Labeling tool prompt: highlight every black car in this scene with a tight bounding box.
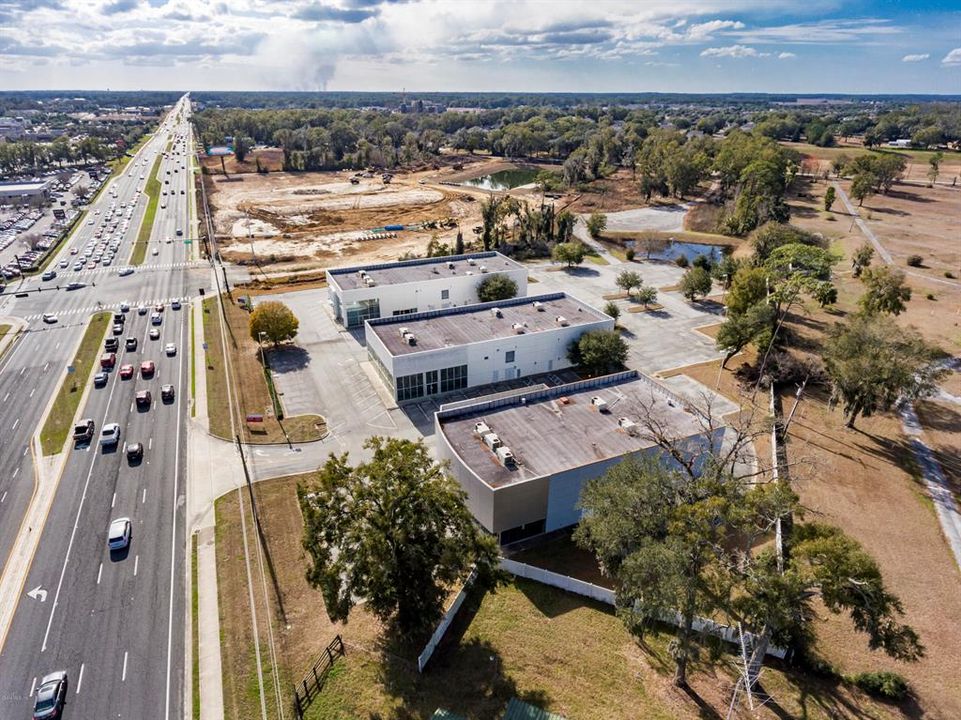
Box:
[32,670,67,719]
[126,442,144,463]
[105,337,119,352]
[125,336,138,351]
[161,384,175,402]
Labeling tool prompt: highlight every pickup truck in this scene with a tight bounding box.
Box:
[73,419,95,442]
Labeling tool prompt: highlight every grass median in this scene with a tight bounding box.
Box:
[130,155,162,266]
[192,533,201,720]
[40,312,110,455]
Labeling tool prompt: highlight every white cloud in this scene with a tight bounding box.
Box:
[942,48,961,65]
[731,18,902,44]
[701,44,759,58]
[777,51,796,59]
[684,19,744,40]
[901,53,929,62]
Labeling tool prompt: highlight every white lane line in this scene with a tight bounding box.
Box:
[134,554,139,576]
[141,487,146,504]
[11,417,19,430]
[30,676,36,697]
[111,492,116,509]
[97,562,103,585]
[29,388,35,397]
[122,650,128,682]
[22,446,28,457]
[55,342,61,350]
[1,392,8,402]
[12,467,19,478]
[76,663,85,694]
[0,491,6,504]
[43,362,49,372]
[18,367,24,376]
[148,437,153,450]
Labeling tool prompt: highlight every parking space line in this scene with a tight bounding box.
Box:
[76,663,84,694]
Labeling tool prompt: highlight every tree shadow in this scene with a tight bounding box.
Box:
[914,399,961,433]
[869,205,910,217]
[268,345,311,373]
[886,188,935,204]
[564,265,600,277]
[514,576,612,619]
[692,299,725,316]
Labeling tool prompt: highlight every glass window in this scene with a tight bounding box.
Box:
[392,307,417,316]
[441,289,449,300]
[425,369,438,395]
[505,350,515,364]
[396,373,424,402]
[440,364,468,393]
[345,298,380,327]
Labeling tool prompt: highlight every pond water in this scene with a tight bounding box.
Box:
[625,239,726,264]
[461,168,540,191]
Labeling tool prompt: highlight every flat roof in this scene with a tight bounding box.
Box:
[368,293,611,356]
[0,180,49,192]
[329,252,523,291]
[438,371,712,489]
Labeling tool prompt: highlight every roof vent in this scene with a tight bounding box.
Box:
[496,446,516,466]
[474,421,491,436]
[591,396,609,412]
[533,301,545,311]
[491,307,503,318]
[405,333,417,346]
[480,266,488,273]
[618,417,638,436]
[365,277,376,286]
[447,261,455,269]
[555,315,568,326]
[512,322,526,334]
[483,432,502,450]
[468,258,476,266]
[398,326,410,337]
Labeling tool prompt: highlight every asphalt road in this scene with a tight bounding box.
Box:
[0,95,199,719]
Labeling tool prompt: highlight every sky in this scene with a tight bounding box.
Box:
[0,0,959,94]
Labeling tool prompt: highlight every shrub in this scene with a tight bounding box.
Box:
[674,255,689,268]
[906,254,924,267]
[851,671,909,701]
[945,271,956,279]
[926,293,936,301]
[476,274,518,303]
[586,212,607,238]
[603,301,620,322]
[625,248,635,262]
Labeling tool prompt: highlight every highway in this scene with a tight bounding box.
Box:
[0,94,202,719]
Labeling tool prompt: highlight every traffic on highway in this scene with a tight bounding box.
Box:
[0,95,199,719]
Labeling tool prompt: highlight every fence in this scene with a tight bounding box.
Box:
[292,635,345,719]
[417,569,478,672]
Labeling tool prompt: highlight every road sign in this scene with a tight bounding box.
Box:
[66,365,75,374]
[27,585,47,602]
[184,239,192,244]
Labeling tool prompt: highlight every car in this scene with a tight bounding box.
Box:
[58,259,69,268]
[113,311,125,324]
[151,247,159,256]
[137,303,147,315]
[73,419,95,443]
[100,352,116,369]
[149,327,160,340]
[176,228,183,236]
[164,236,171,243]
[41,270,56,281]
[165,343,177,356]
[119,363,134,379]
[107,517,131,550]
[171,299,181,310]
[104,337,119,352]
[94,372,108,387]
[161,384,175,402]
[119,301,130,312]
[181,189,186,194]
[151,312,162,326]
[135,389,152,408]
[100,423,120,446]
[118,267,134,277]
[70,247,79,255]
[126,442,143,463]
[112,323,124,335]
[125,336,138,351]
[140,360,155,377]
[41,313,57,324]
[32,670,67,719]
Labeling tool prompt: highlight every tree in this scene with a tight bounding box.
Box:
[249,301,299,345]
[299,437,503,639]
[851,243,874,278]
[823,313,944,428]
[860,265,912,316]
[715,301,775,368]
[927,151,943,185]
[603,301,620,323]
[568,329,628,374]
[476,274,518,303]
[615,269,642,299]
[552,241,585,268]
[850,172,876,206]
[823,185,836,211]
[678,266,712,302]
[750,222,824,262]
[454,229,465,255]
[233,135,252,163]
[636,285,658,308]
[586,212,607,238]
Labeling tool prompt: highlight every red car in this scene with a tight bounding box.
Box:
[135,389,152,408]
[119,364,134,379]
[140,360,155,378]
[100,352,116,369]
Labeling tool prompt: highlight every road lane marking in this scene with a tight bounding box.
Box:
[148,437,153,450]
[111,492,116,508]
[1,392,7,402]
[97,562,103,584]
[43,362,49,372]
[142,487,146,504]
[0,491,6,504]
[18,367,24,376]
[122,650,128,682]
[11,417,19,430]
[134,555,139,576]
[76,663,85,694]
[30,676,36,697]
[29,388,35,397]
[22,446,27,457]
[12,467,19,478]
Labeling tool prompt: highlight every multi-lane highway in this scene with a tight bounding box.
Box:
[0,94,202,719]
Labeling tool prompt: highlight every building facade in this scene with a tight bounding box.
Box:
[0,180,51,204]
[365,292,614,403]
[326,252,528,328]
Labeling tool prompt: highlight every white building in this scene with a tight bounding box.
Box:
[326,252,528,328]
[0,180,51,204]
[365,292,614,403]
[435,371,725,544]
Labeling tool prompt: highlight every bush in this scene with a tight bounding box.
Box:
[906,254,924,267]
[476,274,518,303]
[674,255,689,268]
[945,271,956,279]
[625,248,635,262]
[926,293,936,301]
[586,212,607,238]
[568,329,628,374]
[603,301,620,322]
[851,671,909,701]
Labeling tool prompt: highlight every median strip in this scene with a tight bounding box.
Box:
[130,155,162,266]
[39,312,110,455]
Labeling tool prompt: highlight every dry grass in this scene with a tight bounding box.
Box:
[202,296,325,444]
[781,141,961,183]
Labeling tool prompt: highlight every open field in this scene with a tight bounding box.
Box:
[216,473,906,720]
[782,141,961,184]
[40,312,109,455]
[201,296,325,444]
[131,155,162,265]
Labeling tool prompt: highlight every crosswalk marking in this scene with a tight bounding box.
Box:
[22,297,193,321]
[65,260,206,277]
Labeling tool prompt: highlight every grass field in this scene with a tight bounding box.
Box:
[40,312,109,455]
[191,533,201,720]
[780,140,961,183]
[130,155,162,265]
[202,296,325,443]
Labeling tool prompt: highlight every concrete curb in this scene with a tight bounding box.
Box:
[0,315,28,360]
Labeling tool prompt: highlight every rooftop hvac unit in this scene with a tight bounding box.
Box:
[591,396,609,412]
[447,261,455,269]
[358,269,367,276]
[466,270,473,275]
[474,421,491,436]
[555,316,569,326]
[467,258,476,266]
[512,322,526,334]
[405,333,417,346]
[480,266,488,273]
[365,277,376,286]
[496,446,516,467]
[398,327,410,337]
[618,417,638,436]
[483,432,502,450]
[533,301,545,311]
[491,307,503,318]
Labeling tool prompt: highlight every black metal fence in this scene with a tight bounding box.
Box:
[292,634,345,719]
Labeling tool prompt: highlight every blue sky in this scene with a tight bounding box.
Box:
[0,0,959,93]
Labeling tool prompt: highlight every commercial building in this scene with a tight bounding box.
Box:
[365,292,614,403]
[327,252,528,328]
[0,180,51,204]
[435,370,725,544]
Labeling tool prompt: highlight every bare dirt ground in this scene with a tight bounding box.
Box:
[782,140,961,185]
[201,148,285,175]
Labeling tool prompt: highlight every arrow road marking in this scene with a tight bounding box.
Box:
[27,585,47,603]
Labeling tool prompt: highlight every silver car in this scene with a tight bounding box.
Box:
[108,517,132,550]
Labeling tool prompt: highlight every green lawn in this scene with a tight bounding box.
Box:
[130,155,162,265]
[40,312,110,455]
[192,533,201,720]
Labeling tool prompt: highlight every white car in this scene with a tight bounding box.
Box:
[100,423,120,446]
[165,343,177,356]
[151,312,162,325]
[107,517,131,550]
[119,301,130,312]
[151,247,159,256]
[58,259,69,268]
[42,313,58,324]
[118,267,134,277]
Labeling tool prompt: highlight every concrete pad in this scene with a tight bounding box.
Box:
[602,205,689,233]
[657,374,740,417]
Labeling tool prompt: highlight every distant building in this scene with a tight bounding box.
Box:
[887,139,913,148]
[0,116,27,140]
[0,179,51,204]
